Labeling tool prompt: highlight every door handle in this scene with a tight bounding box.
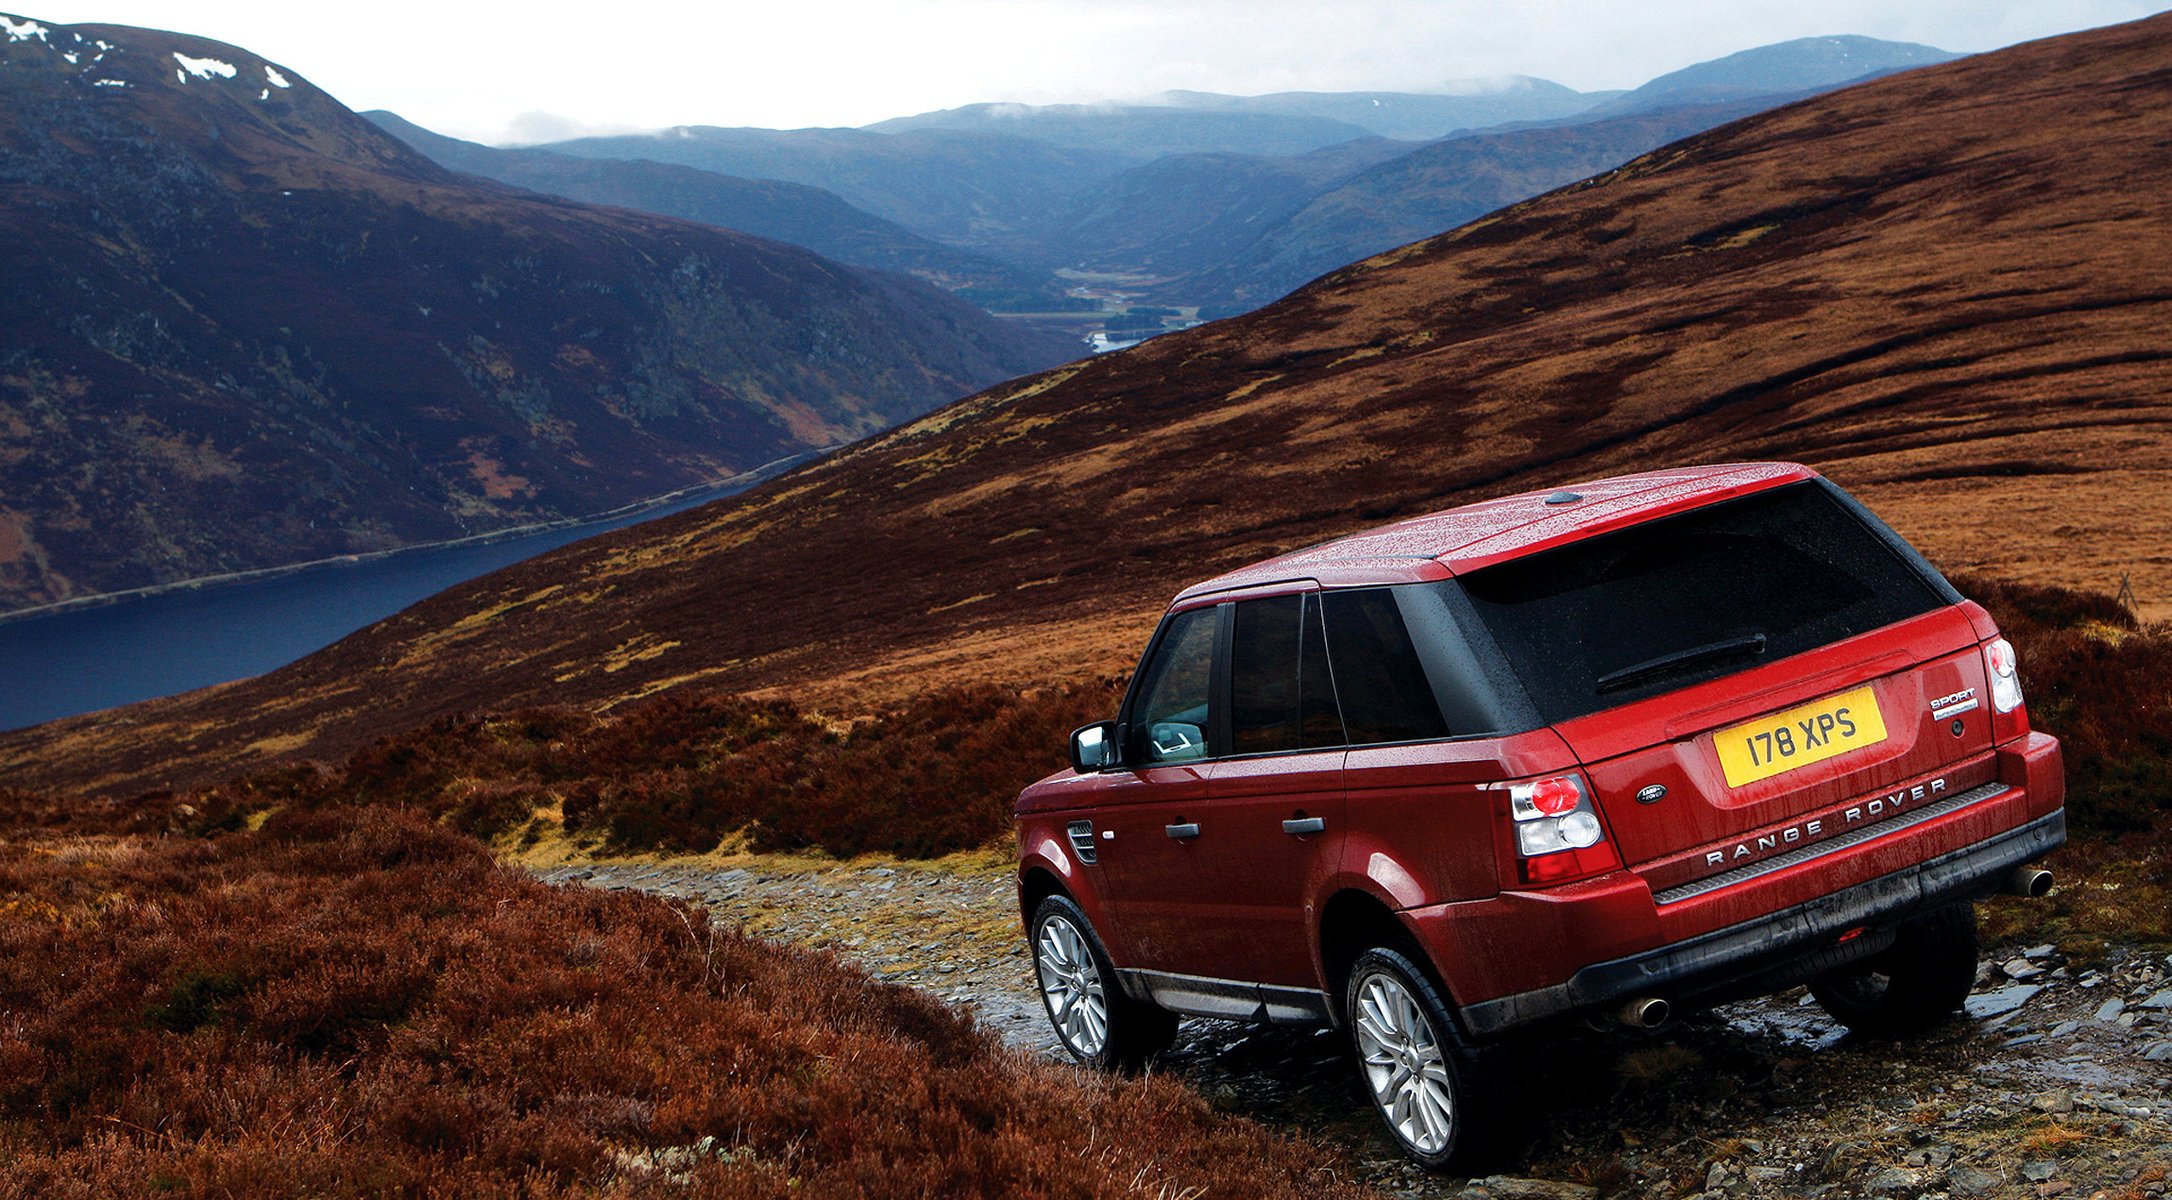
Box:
[1165,822,1201,840]
[1281,817,1326,836]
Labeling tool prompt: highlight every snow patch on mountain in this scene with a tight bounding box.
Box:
[1,15,49,42]
[264,64,290,88]
[172,52,236,82]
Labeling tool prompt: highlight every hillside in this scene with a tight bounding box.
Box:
[362,111,1060,302]
[0,15,1070,612]
[1148,95,1793,306]
[7,14,2170,794]
[1009,136,1421,276]
[546,125,1131,246]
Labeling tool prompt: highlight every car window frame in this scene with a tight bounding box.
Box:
[1117,600,1229,767]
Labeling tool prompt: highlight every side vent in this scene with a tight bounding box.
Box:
[1066,820,1098,865]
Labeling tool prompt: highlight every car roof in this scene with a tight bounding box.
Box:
[1173,461,1818,605]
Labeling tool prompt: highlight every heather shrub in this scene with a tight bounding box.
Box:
[1952,573,2172,834]
[0,809,1374,1199]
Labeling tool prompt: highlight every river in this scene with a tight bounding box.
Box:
[0,466,794,732]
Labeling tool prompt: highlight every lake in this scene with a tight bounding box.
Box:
[0,471,783,732]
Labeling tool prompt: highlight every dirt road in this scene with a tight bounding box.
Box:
[537,859,2172,1199]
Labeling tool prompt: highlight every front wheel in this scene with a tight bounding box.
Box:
[1344,945,1511,1173]
[1029,895,1177,1071]
[1809,902,1980,1036]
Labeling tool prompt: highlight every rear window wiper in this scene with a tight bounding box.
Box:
[1595,633,1768,694]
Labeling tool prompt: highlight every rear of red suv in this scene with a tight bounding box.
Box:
[1015,463,2063,1171]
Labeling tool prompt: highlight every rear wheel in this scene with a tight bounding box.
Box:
[1029,895,1177,1070]
[1344,944,1511,1173]
[1810,902,1980,1035]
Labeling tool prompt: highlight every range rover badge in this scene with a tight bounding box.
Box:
[1636,784,1668,804]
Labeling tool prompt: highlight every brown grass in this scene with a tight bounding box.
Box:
[0,680,1124,861]
[0,807,1376,1199]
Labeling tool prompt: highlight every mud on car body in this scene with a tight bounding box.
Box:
[1014,462,2063,1170]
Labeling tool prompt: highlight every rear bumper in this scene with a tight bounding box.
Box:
[1457,808,2065,1036]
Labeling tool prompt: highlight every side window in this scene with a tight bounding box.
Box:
[1230,594,1347,754]
[1322,588,1450,745]
[1128,606,1217,763]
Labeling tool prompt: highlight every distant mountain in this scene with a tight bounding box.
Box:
[1173,95,1795,307]
[363,111,1059,301]
[12,12,2166,795]
[1009,137,1422,276]
[529,36,1958,290]
[1595,34,1959,113]
[865,102,1383,159]
[546,126,1132,246]
[1148,79,1617,141]
[0,14,1071,612]
[1010,37,1964,308]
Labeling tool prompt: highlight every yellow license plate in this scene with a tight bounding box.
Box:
[1714,685,1887,788]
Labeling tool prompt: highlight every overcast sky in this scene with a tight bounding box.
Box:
[24,1,2170,143]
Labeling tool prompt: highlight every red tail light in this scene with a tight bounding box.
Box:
[1504,773,1621,886]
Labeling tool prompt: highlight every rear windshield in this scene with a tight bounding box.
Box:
[1455,481,1949,724]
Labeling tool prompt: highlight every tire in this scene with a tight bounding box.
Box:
[1344,944,1513,1173]
[1028,895,1178,1071]
[1809,902,1980,1036]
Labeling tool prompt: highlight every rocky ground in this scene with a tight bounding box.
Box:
[534,859,2172,1200]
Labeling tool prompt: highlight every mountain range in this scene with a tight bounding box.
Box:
[390,36,1968,312]
[0,14,1070,612]
[8,13,2164,795]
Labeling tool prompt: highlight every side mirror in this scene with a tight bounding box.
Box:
[1070,721,1120,773]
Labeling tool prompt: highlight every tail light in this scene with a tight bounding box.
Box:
[1984,636,2030,742]
[1505,773,1620,886]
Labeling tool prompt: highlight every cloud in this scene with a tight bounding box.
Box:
[491,111,651,147]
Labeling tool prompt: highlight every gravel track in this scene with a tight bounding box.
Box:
[537,860,2172,1199]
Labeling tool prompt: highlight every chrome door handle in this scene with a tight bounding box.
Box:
[1165,822,1201,840]
[1281,817,1326,835]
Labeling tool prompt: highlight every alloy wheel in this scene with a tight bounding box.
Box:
[1035,913,1110,1058]
[1352,970,1457,1155]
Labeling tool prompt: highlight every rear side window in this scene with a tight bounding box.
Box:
[1129,606,1218,763]
[1230,594,1345,754]
[1457,481,1948,723]
[1322,589,1451,745]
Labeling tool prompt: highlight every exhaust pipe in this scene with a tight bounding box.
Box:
[1615,996,1671,1029]
[2005,866,2054,898]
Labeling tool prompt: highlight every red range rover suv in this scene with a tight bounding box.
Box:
[1014,463,2063,1169]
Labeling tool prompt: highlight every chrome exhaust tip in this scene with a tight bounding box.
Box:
[2005,866,2054,898]
[1616,996,1671,1029]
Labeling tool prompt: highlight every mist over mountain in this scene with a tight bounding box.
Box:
[864,103,1384,159]
[1144,78,1618,141]
[0,14,1070,611]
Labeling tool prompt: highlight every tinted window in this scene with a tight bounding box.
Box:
[1129,606,1217,763]
[1457,481,1948,723]
[1230,594,1345,754]
[1322,589,1450,745]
